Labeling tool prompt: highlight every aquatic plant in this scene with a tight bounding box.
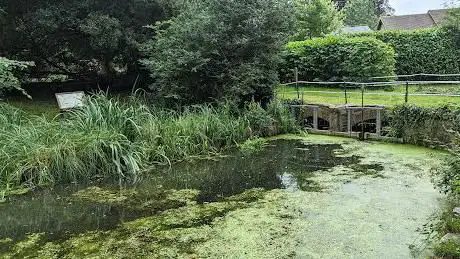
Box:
[0,94,298,190]
[433,239,460,258]
[238,138,269,154]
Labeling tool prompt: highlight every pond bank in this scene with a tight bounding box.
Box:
[0,135,448,258]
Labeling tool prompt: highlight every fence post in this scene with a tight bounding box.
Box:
[360,85,365,140]
[344,84,348,104]
[376,109,382,136]
[405,81,409,103]
[295,67,300,99]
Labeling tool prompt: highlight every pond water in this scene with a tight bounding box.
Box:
[0,135,447,258]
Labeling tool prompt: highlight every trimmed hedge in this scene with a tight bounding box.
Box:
[356,28,460,75]
[280,36,396,82]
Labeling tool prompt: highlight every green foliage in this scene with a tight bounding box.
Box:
[388,104,460,147]
[342,0,379,29]
[356,29,460,75]
[238,138,269,154]
[446,217,460,233]
[0,94,297,190]
[0,0,167,81]
[375,0,394,16]
[142,0,294,105]
[0,57,33,96]
[433,240,460,258]
[444,5,460,52]
[292,0,343,40]
[281,36,395,82]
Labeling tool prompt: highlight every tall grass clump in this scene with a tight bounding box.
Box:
[0,94,298,190]
[0,103,26,127]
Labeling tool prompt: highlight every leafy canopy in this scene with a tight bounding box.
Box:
[142,0,294,105]
[292,0,343,40]
[0,57,33,97]
[0,0,167,82]
[343,0,379,29]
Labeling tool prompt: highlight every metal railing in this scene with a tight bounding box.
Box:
[278,72,460,106]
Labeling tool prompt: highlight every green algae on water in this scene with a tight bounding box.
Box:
[0,188,268,258]
[73,186,200,212]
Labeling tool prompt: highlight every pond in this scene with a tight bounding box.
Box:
[0,135,447,258]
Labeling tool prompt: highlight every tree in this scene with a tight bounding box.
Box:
[343,0,379,29]
[0,0,167,84]
[142,0,294,105]
[375,0,394,16]
[292,0,343,40]
[0,57,33,97]
[443,1,460,49]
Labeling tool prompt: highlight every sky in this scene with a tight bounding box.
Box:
[389,0,448,15]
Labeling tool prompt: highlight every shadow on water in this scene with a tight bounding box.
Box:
[0,140,362,242]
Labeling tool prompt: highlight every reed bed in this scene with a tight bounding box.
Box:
[0,94,297,190]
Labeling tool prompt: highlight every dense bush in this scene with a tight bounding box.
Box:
[0,95,298,191]
[388,104,460,147]
[356,29,460,75]
[280,36,395,82]
[142,0,293,106]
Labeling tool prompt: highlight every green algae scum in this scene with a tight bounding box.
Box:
[0,135,448,258]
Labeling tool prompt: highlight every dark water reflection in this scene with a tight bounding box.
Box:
[0,140,361,241]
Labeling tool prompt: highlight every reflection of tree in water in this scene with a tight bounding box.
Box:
[151,140,361,201]
[0,187,145,242]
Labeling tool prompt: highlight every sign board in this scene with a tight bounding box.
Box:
[55,91,85,110]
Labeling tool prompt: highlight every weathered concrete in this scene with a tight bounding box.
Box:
[290,104,385,135]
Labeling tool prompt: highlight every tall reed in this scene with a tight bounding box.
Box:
[0,94,297,190]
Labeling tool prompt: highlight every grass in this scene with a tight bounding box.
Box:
[277,84,460,107]
[5,98,59,119]
[0,94,298,192]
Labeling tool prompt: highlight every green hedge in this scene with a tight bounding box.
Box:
[280,36,396,82]
[356,29,460,75]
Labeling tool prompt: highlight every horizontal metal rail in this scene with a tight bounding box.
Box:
[281,80,460,87]
[280,90,460,97]
[371,73,460,79]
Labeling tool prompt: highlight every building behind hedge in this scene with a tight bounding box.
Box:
[378,9,449,31]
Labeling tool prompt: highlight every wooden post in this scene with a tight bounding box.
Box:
[376,109,382,136]
[360,86,365,140]
[347,109,352,136]
[313,107,318,130]
[344,85,348,104]
[295,67,300,99]
[405,81,409,103]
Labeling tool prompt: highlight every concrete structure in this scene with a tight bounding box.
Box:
[290,104,385,136]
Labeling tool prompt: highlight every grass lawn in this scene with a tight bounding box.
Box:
[277,84,460,107]
[5,97,60,119]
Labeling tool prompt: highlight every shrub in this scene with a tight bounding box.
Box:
[142,0,293,106]
[355,28,460,76]
[388,104,460,147]
[280,36,395,82]
[433,240,460,258]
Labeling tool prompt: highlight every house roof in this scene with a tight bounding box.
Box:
[378,9,449,30]
[428,9,449,25]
